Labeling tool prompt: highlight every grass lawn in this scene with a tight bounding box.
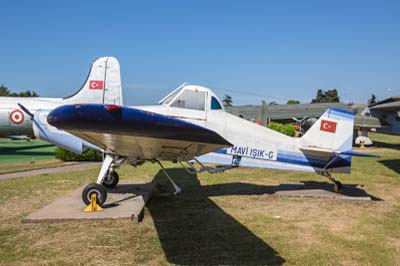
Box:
[0,134,399,265]
[0,138,56,164]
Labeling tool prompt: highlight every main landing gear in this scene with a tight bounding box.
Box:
[81,154,183,208]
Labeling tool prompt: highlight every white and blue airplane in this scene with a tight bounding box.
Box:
[42,84,375,207]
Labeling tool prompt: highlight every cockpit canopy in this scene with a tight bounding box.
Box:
[159,84,224,111]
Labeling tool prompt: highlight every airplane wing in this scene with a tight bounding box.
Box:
[48,104,232,164]
[354,115,387,129]
[369,101,400,111]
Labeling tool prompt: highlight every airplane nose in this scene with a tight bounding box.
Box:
[47,110,58,126]
[47,105,74,128]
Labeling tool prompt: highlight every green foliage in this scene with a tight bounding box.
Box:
[222,94,233,106]
[311,89,340,103]
[0,84,39,97]
[54,147,102,161]
[287,99,300,104]
[267,122,296,137]
[0,84,10,96]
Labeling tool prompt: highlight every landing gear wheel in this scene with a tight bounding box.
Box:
[333,181,343,193]
[102,171,119,188]
[82,183,107,206]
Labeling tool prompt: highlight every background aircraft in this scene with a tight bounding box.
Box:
[360,96,400,133]
[0,57,123,140]
[45,84,374,207]
[228,99,399,146]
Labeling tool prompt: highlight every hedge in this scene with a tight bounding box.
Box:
[267,122,296,137]
[55,147,103,161]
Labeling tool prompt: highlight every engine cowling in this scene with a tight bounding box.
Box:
[32,110,101,154]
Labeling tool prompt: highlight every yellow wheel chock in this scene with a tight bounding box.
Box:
[360,140,365,149]
[84,193,104,212]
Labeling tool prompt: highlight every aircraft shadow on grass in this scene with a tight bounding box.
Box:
[379,159,400,174]
[0,144,54,157]
[372,141,400,151]
[104,168,379,265]
[147,168,285,266]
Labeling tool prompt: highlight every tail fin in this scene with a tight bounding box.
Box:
[63,57,123,105]
[299,108,354,152]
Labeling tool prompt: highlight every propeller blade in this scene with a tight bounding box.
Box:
[17,103,34,119]
[292,117,300,122]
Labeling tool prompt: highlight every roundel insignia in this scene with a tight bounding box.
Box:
[9,109,25,125]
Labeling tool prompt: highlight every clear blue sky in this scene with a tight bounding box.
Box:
[1,0,399,105]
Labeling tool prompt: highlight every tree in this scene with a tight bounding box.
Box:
[325,89,340,102]
[311,89,325,103]
[0,84,39,97]
[222,94,233,107]
[311,89,340,103]
[368,94,377,105]
[0,84,10,96]
[287,99,300,105]
[15,90,39,97]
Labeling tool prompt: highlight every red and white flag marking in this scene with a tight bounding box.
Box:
[320,119,337,133]
[89,80,104,90]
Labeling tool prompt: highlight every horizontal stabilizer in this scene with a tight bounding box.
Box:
[340,150,379,157]
[300,146,378,158]
[299,146,339,156]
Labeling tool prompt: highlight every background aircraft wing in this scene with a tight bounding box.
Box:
[368,96,400,111]
[48,104,232,163]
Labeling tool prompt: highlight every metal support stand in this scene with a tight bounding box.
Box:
[157,161,182,195]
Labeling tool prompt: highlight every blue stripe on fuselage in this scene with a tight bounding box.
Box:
[212,148,351,169]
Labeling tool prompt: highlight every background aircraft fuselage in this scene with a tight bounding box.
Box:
[0,97,61,138]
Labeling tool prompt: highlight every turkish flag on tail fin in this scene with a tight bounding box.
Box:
[320,120,337,133]
[89,80,104,90]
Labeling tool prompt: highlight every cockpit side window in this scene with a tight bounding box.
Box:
[171,90,206,111]
[211,96,222,110]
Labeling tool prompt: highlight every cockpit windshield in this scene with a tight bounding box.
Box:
[161,89,180,105]
[170,90,206,111]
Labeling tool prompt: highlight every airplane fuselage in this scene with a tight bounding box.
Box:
[0,97,61,138]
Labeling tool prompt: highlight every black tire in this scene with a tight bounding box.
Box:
[82,183,107,206]
[102,171,119,188]
[333,181,343,193]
